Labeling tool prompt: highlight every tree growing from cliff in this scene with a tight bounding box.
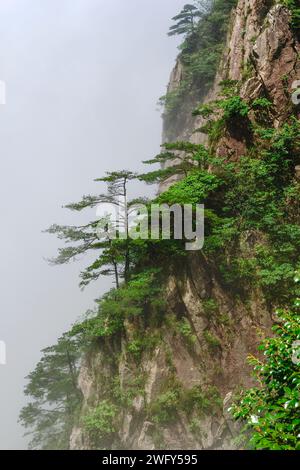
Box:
[19,335,82,450]
[46,171,138,288]
[162,0,239,137]
[168,3,203,37]
[138,141,214,185]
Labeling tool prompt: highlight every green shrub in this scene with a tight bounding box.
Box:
[231,274,300,450]
[112,375,146,408]
[127,339,143,360]
[203,331,221,350]
[219,96,250,121]
[251,98,272,109]
[83,401,118,440]
[181,385,221,415]
[150,382,222,425]
[202,299,218,318]
[158,170,223,205]
[70,269,165,342]
[281,0,300,30]
[150,389,181,425]
[178,318,197,348]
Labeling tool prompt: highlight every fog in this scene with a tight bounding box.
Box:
[0,0,183,449]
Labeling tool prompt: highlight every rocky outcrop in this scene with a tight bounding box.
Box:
[163,0,300,156]
[70,0,300,450]
[70,253,273,450]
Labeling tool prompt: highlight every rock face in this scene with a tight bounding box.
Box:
[70,253,273,450]
[162,0,300,152]
[70,1,300,450]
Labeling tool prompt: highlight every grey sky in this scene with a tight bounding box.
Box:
[0,0,184,449]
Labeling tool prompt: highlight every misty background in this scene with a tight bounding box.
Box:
[0,0,184,449]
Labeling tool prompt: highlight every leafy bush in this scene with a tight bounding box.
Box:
[70,269,165,342]
[158,170,223,205]
[251,98,273,123]
[181,385,221,415]
[282,0,300,30]
[127,339,144,359]
[112,375,146,408]
[150,381,221,425]
[150,388,181,424]
[203,330,221,351]
[231,274,300,450]
[251,98,273,109]
[178,318,197,348]
[219,96,250,121]
[202,299,219,318]
[83,401,118,441]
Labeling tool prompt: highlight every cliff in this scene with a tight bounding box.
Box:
[70,1,300,450]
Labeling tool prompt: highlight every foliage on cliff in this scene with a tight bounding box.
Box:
[19,335,81,449]
[22,90,300,448]
[160,0,238,132]
[231,275,300,450]
[20,0,300,450]
[282,0,300,30]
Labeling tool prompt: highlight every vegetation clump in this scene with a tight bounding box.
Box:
[20,1,300,450]
[160,0,238,134]
[83,401,118,445]
[231,273,300,450]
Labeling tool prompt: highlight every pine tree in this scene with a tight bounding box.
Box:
[19,335,81,450]
[168,3,203,37]
[138,141,212,185]
[46,171,138,288]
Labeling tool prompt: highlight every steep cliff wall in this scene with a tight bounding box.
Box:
[70,1,300,450]
[161,0,300,184]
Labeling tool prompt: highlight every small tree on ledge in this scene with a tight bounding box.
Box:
[168,3,202,37]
